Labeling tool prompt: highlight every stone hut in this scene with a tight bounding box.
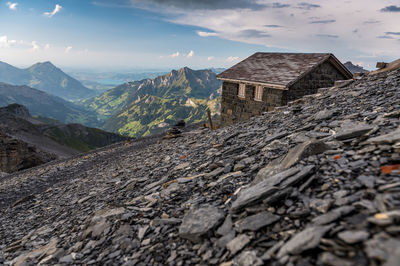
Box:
[217,52,353,125]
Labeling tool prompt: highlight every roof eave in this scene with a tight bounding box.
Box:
[217,77,288,90]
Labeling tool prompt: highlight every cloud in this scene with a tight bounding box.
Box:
[270,3,290,8]
[310,19,336,24]
[239,29,271,38]
[65,46,72,53]
[315,34,339,38]
[186,50,194,58]
[297,2,321,10]
[44,4,62,17]
[0,35,17,47]
[207,56,214,61]
[6,2,18,10]
[197,31,218,37]
[380,5,400,12]
[385,32,400,36]
[129,0,266,10]
[168,51,179,58]
[44,44,51,50]
[377,35,394,39]
[31,41,39,51]
[227,56,239,62]
[363,19,380,24]
[264,25,284,28]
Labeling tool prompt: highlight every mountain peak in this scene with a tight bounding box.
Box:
[344,61,368,74]
[178,66,192,73]
[29,61,57,70]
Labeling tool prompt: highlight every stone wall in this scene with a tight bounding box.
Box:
[221,82,284,125]
[283,60,348,103]
[220,60,349,125]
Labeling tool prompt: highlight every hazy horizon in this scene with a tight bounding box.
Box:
[1,0,399,71]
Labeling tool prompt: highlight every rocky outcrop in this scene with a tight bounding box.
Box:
[0,68,399,265]
[0,132,55,173]
[0,104,129,172]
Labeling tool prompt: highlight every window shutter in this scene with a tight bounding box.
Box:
[255,85,263,101]
[238,83,246,98]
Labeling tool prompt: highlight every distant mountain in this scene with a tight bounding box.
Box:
[82,67,221,137]
[0,61,96,100]
[0,104,129,173]
[0,82,98,126]
[209,68,226,74]
[344,61,369,74]
[69,71,168,86]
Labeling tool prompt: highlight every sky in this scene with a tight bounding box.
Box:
[0,0,399,71]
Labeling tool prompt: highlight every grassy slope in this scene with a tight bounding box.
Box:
[81,68,221,137]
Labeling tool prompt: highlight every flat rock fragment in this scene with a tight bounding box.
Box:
[337,230,370,244]
[335,124,374,140]
[277,225,332,258]
[179,207,224,243]
[226,234,251,255]
[235,212,280,232]
[232,165,314,212]
[234,250,263,266]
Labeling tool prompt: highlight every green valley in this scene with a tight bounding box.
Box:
[82,67,221,137]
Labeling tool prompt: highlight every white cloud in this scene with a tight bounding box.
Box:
[151,0,399,67]
[65,46,72,53]
[44,4,62,18]
[44,43,51,50]
[6,2,18,10]
[197,31,218,37]
[31,41,39,52]
[227,56,239,62]
[168,51,180,58]
[207,56,214,61]
[0,36,17,48]
[186,50,194,58]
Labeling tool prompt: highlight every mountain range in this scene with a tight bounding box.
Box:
[0,82,98,126]
[82,67,222,137]
[343,61,369,74]
[0,61,96,100]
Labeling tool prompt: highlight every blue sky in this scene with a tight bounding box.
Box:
[0,0,399,70]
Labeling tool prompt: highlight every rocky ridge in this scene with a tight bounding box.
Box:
[0,104,129,173]
[0,68,399,265]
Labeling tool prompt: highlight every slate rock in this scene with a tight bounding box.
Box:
[314,109,335,121]
[335,124,374,140]
[337,230,370,244]
[274,140,330,169]
[255,141,327,182]
[233,165,314,212]
[226,234,251,255]
[312,206,355,225]
[364,233,400,262]
[217,215,233,236]
[367,128,400,144]
[235,212,280,232]
[234,250,263,266]
[277,225,332,258]
[179,207,225,243]
[320,252,354,266]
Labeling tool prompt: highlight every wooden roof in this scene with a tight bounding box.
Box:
[217,52,353,87]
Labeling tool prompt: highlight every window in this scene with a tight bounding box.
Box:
[238,83,246,98]
[254,85,263,101]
